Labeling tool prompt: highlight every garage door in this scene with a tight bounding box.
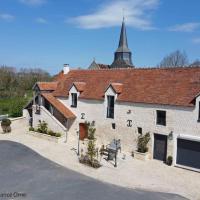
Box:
[177,138,200,169]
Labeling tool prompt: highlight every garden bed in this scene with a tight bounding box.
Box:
[28,131,63,143]
[79,155,101,169]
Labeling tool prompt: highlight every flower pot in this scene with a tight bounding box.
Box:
[1,125,11,133]
[134,151,150,161]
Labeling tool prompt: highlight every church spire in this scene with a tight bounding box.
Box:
[116,17,130,53]
[110,18,134,68]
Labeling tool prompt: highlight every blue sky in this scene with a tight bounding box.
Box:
[0,0,200,74]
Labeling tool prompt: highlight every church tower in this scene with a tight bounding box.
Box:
[110,18,134,68]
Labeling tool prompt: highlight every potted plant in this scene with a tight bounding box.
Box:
[166,156,173,166]
[1,118,12,133]
[134,132,151,161]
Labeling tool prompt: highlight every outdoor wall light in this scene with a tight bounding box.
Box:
[127,110,131,114]
[168,131,173,140]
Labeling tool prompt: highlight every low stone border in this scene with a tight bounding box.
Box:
[27,131,63,143]
[10,117,26,122]
[134,151,151,161]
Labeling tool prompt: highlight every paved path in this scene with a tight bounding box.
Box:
[0,141,187,200]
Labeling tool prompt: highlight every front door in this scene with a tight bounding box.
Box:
[153,134,167,161]
[79,123,88,140]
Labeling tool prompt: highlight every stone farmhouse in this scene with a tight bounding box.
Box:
[24,19,200,171]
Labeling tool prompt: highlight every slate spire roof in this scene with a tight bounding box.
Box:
[116,17,131,53]
[111,18,134,68]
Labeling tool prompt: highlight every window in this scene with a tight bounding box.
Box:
[71,93,77,108]
[107,95,115,118]
[112,123,116,129]
[198,102,200,122]
[138,127,142,134]
[156,110,166,126]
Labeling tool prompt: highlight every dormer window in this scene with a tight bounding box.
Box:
[107,95,114,119]
[71,93,77,108]
[198,102,200,122]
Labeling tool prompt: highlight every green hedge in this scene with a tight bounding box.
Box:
[0,97,28,117]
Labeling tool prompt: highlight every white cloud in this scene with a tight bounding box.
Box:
[19,0,46,6]
[36,17,48,24]
[0,14,15,22]
[192,37,200,44]
[68,0,159,30]
[168,22,200,32]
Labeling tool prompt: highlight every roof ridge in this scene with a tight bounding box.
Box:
[69,65,200,72]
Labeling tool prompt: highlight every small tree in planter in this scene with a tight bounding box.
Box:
[79,122,101,168]
[1,119,12,133]
[134,132,151,161]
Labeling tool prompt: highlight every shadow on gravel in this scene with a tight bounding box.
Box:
[0,140,188,200]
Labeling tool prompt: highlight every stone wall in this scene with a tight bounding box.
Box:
[32,105,67,137]
[57,93,200,157]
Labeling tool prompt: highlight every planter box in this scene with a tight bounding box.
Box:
[134,151,150,161]
[28,131,63,143]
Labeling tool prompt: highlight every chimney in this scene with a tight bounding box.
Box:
[63,64,70,74]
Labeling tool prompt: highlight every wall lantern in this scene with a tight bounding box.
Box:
[168,131,173,140]
[127,110,131,114]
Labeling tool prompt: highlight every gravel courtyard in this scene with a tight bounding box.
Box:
[0,118,200,200]
[0,140,187,200]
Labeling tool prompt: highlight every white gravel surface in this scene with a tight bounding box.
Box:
[0,119,200,200]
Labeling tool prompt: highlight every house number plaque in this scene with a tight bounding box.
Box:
[81,113,85,119]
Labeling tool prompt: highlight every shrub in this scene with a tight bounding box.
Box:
[50,131,56,137]
[137,132,150,153]
[29,127,35,131]
[79,155,101,169]
[48,130,54,136]
[1,118,11,127]
[10,98,27,117]
[1,119,12,133]
[166,156,173,166]
[37,121,48,134]
[55,132,61,137]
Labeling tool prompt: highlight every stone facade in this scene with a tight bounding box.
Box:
[54,86,200,165]
[32,105,67,138]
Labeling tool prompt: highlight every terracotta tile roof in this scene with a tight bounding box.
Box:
[41,93,76,119]
[52,67,200,107]
[110,83,123,94]
[53,70,65,81]
[36,82,58,91]
[73,82,86,92]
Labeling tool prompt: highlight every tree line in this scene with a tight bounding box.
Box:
[0,66,52,98]
[158,50,200,68]
[0,66,52,117]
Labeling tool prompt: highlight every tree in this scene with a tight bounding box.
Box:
[158,50,188,68]
[190,59,200,67]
